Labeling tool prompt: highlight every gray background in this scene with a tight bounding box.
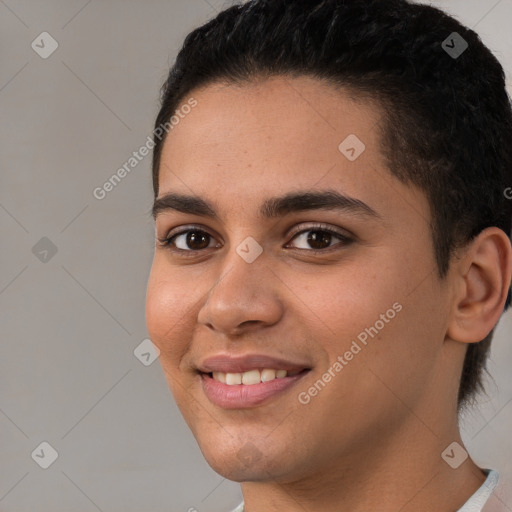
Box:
[1,1,511,511]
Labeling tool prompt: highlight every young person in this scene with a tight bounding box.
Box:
[145,1,512,510]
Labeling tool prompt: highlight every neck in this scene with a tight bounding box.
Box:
[239,413,486,512]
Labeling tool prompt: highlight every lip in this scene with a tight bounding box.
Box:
[197,353,311,374]
[200,369,311,409]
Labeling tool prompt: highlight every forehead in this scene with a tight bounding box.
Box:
[161,77,377,176]
[157,75,427,224]
[162,76,380,167]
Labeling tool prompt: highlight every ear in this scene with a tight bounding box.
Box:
[447,227,512,344]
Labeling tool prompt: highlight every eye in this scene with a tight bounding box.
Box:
[156,223,353,257]
[286,224,353,252]
[157,226,220,255]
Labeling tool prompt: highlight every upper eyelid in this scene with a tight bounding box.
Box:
[287,223,352,239]
[162,223,222,241]
[161,222,349,236]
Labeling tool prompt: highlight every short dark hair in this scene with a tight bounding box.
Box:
[151,0,512,411]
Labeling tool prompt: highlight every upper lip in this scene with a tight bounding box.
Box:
[197,354,312,374]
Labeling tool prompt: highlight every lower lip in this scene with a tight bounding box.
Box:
[200,371,310,409]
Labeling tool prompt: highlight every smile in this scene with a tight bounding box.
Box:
[211,368,303,385]
[200,368,310,409]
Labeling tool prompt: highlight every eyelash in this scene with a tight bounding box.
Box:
[156,223,353,257]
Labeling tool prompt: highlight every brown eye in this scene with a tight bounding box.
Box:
[306,230,334,250]
[180,231,212,250]
[158,228,219,253]
[288,227,352,251]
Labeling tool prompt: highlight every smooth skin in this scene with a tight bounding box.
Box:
[145,76,512,512]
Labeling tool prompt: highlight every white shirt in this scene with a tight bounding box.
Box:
[229,469,500,512]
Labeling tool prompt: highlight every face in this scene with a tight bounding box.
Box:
[145,76,455,484]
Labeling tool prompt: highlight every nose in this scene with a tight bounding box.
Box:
[197,245,284,336]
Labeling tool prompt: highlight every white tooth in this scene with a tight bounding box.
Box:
[212,371,226,383]
[261,369,277,382]
[242,369,261,385]
[226,372,242,385]
[275,369,287,378]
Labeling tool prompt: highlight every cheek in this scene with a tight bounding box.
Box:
[145,264,195,364]
[294,271,442,438]
[295,263,400,353]
[298,256,441,387]
[336,273,446,409]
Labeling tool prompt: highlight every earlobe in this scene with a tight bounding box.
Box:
[447,227,512,344]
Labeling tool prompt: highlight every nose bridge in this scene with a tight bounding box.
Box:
[213,232,267,299]
[197,239,282,333]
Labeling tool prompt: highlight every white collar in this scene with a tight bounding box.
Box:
[457,469,499,512]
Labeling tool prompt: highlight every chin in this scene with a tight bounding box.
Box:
[209,461,273,483]
[196,435,296,483]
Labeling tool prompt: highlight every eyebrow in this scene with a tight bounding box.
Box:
[151,189,380,221]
